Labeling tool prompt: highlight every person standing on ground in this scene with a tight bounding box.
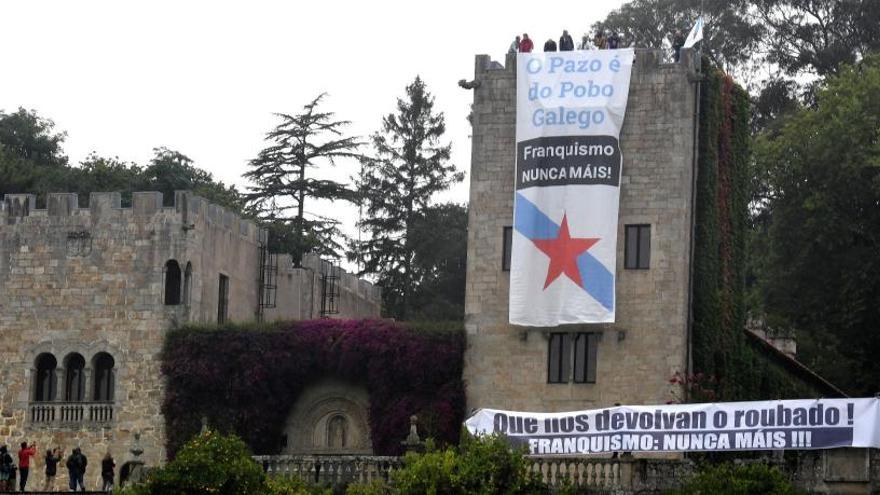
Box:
[43,448,62,491]
[508,35,521,54]
[559,30,574,51]
[0,446,12,491]
[101,452,115,492]
[67,448,87,492]
[519,33,534,53]
[17,441,36,492]
[543,38,557,52]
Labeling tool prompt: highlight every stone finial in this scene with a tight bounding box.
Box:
[402,414,425,453]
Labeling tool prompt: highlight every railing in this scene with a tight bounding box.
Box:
[255,455,403,485]
[29,401,114,426]
[530,456,629,489]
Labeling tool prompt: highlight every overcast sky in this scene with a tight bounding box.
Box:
[1,0,626,237]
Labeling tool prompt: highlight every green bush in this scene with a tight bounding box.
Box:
[669,462,802,495]
[389,435,547,495]
[119,430,267,495]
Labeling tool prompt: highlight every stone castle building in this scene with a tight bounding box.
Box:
[0,190,379,484]
[462,49,839,414]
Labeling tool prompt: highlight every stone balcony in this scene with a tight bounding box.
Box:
[29,401,114,427]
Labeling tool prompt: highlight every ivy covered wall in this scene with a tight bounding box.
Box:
[691,66,837,400]
[161,319,465,456]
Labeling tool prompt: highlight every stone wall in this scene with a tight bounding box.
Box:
[0,190,379,489]
[264,254,381,322]
[463,49,699,412]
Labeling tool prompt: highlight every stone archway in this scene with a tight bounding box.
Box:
[283,378,373,454]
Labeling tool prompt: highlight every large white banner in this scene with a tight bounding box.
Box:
[465,399,880,455]
[509,49,635,326]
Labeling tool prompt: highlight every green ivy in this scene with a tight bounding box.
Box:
[691,65,827,400]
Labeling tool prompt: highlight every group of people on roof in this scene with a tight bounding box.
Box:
[509,30,625,54]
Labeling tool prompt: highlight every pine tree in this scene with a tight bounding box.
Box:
[243,94,361,263]
[354,77,464,319]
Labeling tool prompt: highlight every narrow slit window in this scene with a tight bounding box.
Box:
[502,226,513,271]
[218,274,229,324]
[624,224,651,269]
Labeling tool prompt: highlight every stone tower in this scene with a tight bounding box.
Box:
[464,49,700,411]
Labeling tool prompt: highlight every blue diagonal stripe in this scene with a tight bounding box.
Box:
[514,193,559,239]
[514,193,615,311]
[577,252,615,310]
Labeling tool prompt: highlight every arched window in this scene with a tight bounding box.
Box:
[183,262,193,305]
[64,353,86,402]
[165,260,182,305]
[34,353,57,402]
[92,352,115,402]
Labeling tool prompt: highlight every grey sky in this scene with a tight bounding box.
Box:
[1,0,625,231]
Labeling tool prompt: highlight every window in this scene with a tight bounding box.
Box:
[218,274,229,323]
[624,224,651,269]
[64,353,86,402]
[92,352,115,402]
[34,353,57,402]
[183,262,193,305]
[502,226,513,271]
[548,332,598,383]
[164,260,182,305]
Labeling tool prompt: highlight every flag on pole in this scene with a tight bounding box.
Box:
[683,16,703,48]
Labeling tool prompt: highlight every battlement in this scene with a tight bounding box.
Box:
[1,190,265,244]
[474,47,699,79]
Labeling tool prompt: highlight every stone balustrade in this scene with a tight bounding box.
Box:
[29,401,114,426]
[530,456,629,489]
[254,455,403,485]
[256,450,880,493]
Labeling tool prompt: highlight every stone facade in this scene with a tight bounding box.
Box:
[464,49,699,412]
[0,191,380,489]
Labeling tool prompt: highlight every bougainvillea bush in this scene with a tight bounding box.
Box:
[161,319,465,457]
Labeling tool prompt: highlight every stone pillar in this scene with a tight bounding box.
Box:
[53,367,63,402]
[84,367,93,401]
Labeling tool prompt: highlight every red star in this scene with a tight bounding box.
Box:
[531,213,599,290]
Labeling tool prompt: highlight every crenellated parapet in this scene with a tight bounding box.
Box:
[474,47,699,80]
[1,190,264,244]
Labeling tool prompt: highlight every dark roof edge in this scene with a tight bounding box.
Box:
[744,329,848,398]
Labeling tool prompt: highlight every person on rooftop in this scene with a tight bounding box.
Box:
[593,30,606,49]
[559,30,574,51]
[543,38,557,52]
[508,35,521,54]
[607,32,620,49]
[519,33,534,53]
[578,34,591,50]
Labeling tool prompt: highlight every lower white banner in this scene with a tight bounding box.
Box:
[465,399,880,455]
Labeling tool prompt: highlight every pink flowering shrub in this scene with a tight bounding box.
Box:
[161,319,465,457]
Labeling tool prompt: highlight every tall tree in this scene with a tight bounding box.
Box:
[593,0,761,73]
[354,77,464,320]
[243,94,360,262]
[144,147,244,211]
[0,108,70,201]
[753,54,880,395]
[408,203,468,321]
[753,0,880,77]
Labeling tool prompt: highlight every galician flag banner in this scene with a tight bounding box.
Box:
[465,398,880,455]
[510,49,634,326]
